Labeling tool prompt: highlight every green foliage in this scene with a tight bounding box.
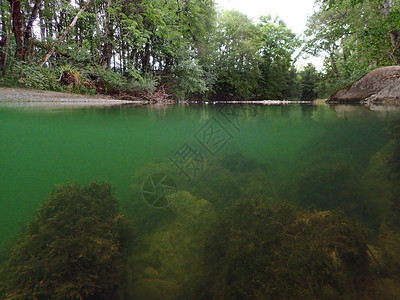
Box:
[256,15,302,100]
[209,11,302,100]
[299,63,322,100]
[0,61,66,92]
[171,46,208,99]
[304,0,400,96]
[0,182,133,300]
[203,200,371,299]
[211,10,262,99]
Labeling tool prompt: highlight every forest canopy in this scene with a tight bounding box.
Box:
[0,0,399,100]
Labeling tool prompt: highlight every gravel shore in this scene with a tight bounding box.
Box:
[0,87,145,106]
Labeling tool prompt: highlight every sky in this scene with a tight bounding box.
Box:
[215,0,324,69]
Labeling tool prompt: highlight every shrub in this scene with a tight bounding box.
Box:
[0,61,66,92]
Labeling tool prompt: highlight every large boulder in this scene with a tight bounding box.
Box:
[327,66,400,103]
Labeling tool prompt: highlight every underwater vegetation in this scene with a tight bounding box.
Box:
[2,123,400,300]
[184,153,277,214]
[388,120,400,175]
[202,200,372,299]
[126,162,181,237]
[124,191,216,300]
[0,182,133,300]
[296,154,363,213]
[376,120,400,279]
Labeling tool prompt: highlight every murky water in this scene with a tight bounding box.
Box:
[1,103,399,298]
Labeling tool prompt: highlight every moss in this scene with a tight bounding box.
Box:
[0,182,133,300]
[203,200,371,299]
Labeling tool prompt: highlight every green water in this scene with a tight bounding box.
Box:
[0,104,394,245]
[1,103,400,298]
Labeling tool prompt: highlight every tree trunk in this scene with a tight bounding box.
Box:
[100,0,112,69]
[340,37,346,62]
[39,0,90,67]
[8,0,41,61]
[383,0,400,63]
[0,0,7,66]
[24,0,42,60]
[142,42,151,73]
[8,0,24,60]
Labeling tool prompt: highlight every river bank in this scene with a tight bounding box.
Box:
[0,87,146,106]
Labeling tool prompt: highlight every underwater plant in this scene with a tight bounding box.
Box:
[296,154,363,214]
[184,153,277,214]
[202,200,371,299]
[0,182,133,300]
[377,120,400,279]
[125,191,216,300]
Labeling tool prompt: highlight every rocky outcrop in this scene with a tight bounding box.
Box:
[327,66,400,103]
[366,77,400,102]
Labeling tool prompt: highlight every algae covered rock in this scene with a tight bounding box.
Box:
[126,191,216,300]
[0,182,133,300]
[203,200,371,299]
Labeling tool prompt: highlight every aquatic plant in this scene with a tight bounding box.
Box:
[127,162,181,236]
[184,153,276,214]
[202,200,371,299]
[377,120,400,279]
[125,191,216,300]
[0,182,133,300]
[296,154,364,215]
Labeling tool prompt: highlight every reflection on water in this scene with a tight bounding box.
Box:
[0,104,400,299]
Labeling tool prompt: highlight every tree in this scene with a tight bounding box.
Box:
[257,15,301,100]
[39,0,90,67]
[305,0,400,93]
[299,63,321,100]
[7,0,41,61]
[212,10,262,99]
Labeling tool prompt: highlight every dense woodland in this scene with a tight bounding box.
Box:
[0,0,399,100]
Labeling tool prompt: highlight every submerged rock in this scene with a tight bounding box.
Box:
[327,66,400,104]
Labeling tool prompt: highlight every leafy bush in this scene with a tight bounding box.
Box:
[0,182,133,300]
[130,73,157,95]
[0,61,66,92]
